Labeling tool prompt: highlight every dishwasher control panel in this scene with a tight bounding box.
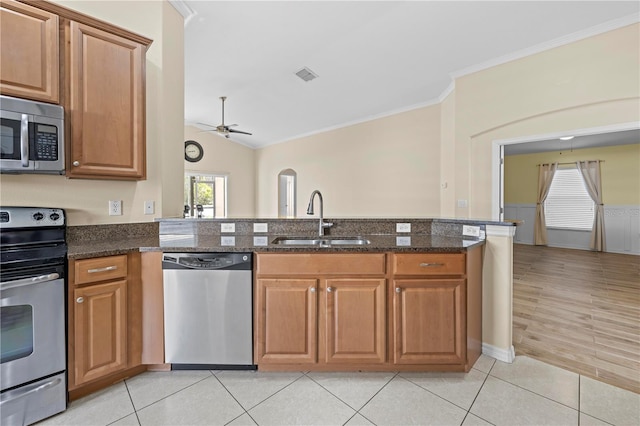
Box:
[162,253,252,270]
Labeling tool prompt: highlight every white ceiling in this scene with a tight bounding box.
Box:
[504,129,640,156]
[181,1,639,149]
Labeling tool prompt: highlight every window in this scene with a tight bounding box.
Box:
[544,168,594,230]
[184,173,227,218]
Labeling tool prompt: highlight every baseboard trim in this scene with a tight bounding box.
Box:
[482,343,515,363]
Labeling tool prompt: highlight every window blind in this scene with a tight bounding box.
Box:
[544,168,594,230]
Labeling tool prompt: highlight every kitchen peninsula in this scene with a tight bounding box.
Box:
[65,217,516,398]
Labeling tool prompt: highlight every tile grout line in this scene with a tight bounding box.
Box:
[218,371,308,422]
[126,372,216,413]
[487,373,581,413]
[458,362,496,426]
[123,379,142,426]
[303,371,398,426]
[212,373,254,426]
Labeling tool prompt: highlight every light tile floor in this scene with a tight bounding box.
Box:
[40,356,640,426]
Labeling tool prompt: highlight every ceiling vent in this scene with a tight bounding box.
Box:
[295,67,318,82]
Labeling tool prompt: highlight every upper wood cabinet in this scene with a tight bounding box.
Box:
[1,0,152,180]
[66,21,147,180]
[0,0,59,103]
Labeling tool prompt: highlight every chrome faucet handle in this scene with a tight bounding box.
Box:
[322,221,334,229]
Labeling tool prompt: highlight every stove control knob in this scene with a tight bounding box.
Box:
[33,212,44,221]
[50,212,60,221]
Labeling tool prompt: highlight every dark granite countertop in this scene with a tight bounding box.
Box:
[67,234,484,259]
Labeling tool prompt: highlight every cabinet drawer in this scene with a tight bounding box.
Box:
[74,255,127,285]
[256,253,386,276]
[392,253,465,276]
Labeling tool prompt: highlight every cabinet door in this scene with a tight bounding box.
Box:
[324,278,386,364]
[0,0,59,103]
[73,280,127,385]
[68,21,146,179]
[256,279,317,364]
[393,279,465,365]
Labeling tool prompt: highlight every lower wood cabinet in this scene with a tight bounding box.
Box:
[257,278,318,364]
[255,247,483,372]
[255,253,387,367]
[324,278,386,364]
[392,278,465,365]
[68,252,144,399]
[73,279,127,384]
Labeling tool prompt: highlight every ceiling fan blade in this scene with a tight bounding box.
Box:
[228,128,252,136]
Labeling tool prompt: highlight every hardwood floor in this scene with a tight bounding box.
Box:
[512,244,640,394]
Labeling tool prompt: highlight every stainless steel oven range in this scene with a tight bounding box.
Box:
[0,207,67,426]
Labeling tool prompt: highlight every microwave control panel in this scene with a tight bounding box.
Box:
[33,124,58,161]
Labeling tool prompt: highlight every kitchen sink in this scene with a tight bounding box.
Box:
[271,236,370,246]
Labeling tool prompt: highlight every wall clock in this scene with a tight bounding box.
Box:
[184,140,203,162]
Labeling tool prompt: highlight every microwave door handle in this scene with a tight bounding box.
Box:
[0,273,60,292]
[20,113,29,167]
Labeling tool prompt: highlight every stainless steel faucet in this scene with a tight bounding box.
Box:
[306,190,333,236]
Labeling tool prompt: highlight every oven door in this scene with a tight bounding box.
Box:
[0,273,65,392]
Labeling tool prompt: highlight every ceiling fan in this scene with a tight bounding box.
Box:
[200,96,252,138]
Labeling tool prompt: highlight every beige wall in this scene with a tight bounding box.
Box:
[184,126,256,217]
[505,144,640,205]
[459,23,640,220]
[0,0,185,225]
[255,105,441,218]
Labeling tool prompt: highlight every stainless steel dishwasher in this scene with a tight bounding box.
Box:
[162,252,255,369]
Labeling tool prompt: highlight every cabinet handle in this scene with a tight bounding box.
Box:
[419,262,444,267]
[327,287,333,293]
[73,161,80,167]
[395,287,401,293]
[310,287,316,293]
[87,265,117,273]
[76,297,84,304]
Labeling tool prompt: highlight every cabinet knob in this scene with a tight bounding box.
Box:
[310,287,316,293]
[395,287,401,293]
[327,287,333,293]
[76,297,84,303]
[73,161,80,167]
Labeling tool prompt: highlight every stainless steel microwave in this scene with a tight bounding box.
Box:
[0,95,65,174]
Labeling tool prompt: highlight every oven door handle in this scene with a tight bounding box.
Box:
[0,273,60,291]
[0,377,63,406]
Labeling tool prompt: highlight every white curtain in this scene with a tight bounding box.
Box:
[577,160,606,251]
[534,162,558,245]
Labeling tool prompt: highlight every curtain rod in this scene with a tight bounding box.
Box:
[535,160,604,166]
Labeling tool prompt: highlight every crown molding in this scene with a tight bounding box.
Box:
[168,0,197,25]
[451,13,639,80]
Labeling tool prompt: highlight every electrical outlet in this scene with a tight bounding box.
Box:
[109,200,122,216]
[144,200,155,215]
[253,223,268,233]
[457,199,468,208]
[220,236,236,246]
[463,225,480,237]
[396,223,411,233]
[221,223,236,233]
